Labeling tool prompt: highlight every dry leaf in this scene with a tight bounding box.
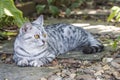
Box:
[103,65,111,70]
[1,53,7,60]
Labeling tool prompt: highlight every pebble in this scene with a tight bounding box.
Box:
[61,69,71,77]
[102,58,113,63]
[113,71,120,80]
[76,74,95,80]
[112,71,120,79]
[56,72,61,76]
[94,70,104,76]
[63,77,74,80]
[103,74,112,80]
[69,73,76,79]
[110,58,120,69]
[84,69,95,74]
[40,77,47,80]
[48,75,62,80]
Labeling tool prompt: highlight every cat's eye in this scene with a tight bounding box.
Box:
[43,34,47,38]
[34,34,40,39]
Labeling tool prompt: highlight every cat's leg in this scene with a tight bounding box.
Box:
[82,35,104,54]
[17,59,29,67]
[13,54,29,67]
[29,59,43,67]
[29,54,56,67]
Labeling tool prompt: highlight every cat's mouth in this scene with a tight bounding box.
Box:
[40,40,46,46]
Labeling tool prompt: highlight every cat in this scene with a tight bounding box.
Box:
[13,15,104,67]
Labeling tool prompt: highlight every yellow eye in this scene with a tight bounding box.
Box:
[34,34,40,39]
[43,34,47,38]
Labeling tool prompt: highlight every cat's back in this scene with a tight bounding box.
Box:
[44,23,88,54]
[45,23,69,30]
[45,23,84,33]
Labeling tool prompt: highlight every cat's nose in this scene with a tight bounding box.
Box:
[42,40,45,44]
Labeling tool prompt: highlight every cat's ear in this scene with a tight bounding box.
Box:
[33,15,44,25]
[20,23,32,34]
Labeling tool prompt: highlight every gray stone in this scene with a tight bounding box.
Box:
[0,63,58,80]
[76,74,95,80]
[48,75,62,80]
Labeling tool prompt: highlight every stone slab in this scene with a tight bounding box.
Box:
[57,51,106,61]
[0,63,58,80]
[0,39,14,54]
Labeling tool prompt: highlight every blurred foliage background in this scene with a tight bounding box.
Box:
[0,0,120,40]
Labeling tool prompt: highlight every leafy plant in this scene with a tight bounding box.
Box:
[107,6,120,22]
[0,0,27,27]
[112,36,120,50]
[36,0,59,16]
[61,0,84,16]
[36,0,85,16]
[0,0,28,39]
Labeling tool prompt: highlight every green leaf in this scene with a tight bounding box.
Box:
[65,8,71,16]
[111,6,120,12]
[47,0,53,5]
[116,12,120,21]
[116,36,120,41]
[49,5,59,15]
[112,40,117,49]
[0,0,26,27]
[0,2,4,18]
[0,31,17,36]
[36,5,46,14]
[70,3,79,9]
[4,8,13,16]
[107,6,120,22]
[107,11,116,22]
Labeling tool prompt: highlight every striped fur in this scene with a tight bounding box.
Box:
[13,15,104,67]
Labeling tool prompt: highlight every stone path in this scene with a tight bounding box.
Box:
[0,20,120,80]
[0,63,58,80]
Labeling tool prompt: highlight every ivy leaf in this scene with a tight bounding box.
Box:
[49,5,59,15]
[36,5,46,14]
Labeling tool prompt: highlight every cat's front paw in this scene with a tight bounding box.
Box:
[29,60,44,67]
[17,59,29,67]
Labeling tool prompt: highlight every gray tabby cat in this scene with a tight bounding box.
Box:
[13,15,104,67]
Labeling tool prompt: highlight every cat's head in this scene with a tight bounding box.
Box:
[19,15,47,47]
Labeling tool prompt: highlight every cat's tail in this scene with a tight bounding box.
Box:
[82,33,104,54]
